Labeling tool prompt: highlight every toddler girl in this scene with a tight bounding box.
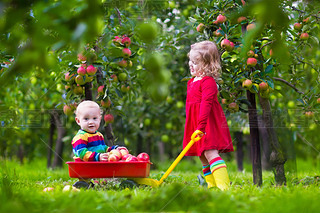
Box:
[183,40,234,190]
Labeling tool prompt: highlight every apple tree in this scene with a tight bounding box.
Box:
[189,0,320,185]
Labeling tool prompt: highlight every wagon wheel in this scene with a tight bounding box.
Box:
[119,179,139,189]
[72,180,94,189]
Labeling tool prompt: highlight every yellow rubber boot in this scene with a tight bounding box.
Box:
[212,167,230,191]
[204,174,216,188]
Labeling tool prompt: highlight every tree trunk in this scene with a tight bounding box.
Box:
[47,113,55,168]
[105,124,114,146]
[257,115,272,170]
[247,90,262,186]
[51,110,66,169]
[258,95,287,185]
[84,82,93,100]
[234,131,244,171]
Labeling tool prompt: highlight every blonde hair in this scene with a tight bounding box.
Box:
[75,100,101,116]
[188,40,221,80]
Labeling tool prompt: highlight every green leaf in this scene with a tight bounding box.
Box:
[265,65,273,74]
[189,17,197,23]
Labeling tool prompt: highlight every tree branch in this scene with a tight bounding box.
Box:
[291,6,320,20]
[273,77,304,94]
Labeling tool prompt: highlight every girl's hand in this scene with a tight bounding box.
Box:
[99,153,109,162]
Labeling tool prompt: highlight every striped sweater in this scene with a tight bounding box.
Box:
[71,129,108,161]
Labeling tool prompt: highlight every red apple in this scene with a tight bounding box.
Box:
[303,17,310,23]
[101,99,111,108]
[122,154,132,161]
[125,155,138,162]
[122,48,132,58]
[305,111,314,118]
[110,149,122,158]
[216,14,227,23]
[196,23,205,33]
[86,65,97,75]
[293,23,302,31]
[137,152,150,162]
[214,28,223,37]
[246,23,256,31]
[241,0,246,6]
[113,36,122,46]
[228,102,239,112]
[259,82,269,91]
[104,114,114,124]
[247,50,255,57]
[117,147,129,157]
[221,99,228,105]
[121,36,131,47]
[118,59,127,67]
[108,154,120,162]
[97,85,104,95]
[242,79,253,89]
[247,58,257,67]
[300,32,309,40]
[237,16,247,23]
[77,66,86,76]
[317,98,320,104]
[221,39,230,49]
[269,49,274,57]
[111,74,118,82]
[77,53,87,62]
[63,105,73,116]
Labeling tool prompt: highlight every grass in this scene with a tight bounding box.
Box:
[1,158,320,213]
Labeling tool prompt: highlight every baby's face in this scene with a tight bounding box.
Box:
[75,106,101,133]
[188,50,202,77]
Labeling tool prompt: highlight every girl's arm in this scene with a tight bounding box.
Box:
[197,77,217,133]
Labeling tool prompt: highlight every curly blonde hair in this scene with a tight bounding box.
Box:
[188,40,221,80]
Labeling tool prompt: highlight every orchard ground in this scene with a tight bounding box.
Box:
[1,158,319,213]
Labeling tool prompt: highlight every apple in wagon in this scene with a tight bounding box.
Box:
[117,147,129,157]
[125,155,138,162]
[122,154,132,161]
[137,152,150,162]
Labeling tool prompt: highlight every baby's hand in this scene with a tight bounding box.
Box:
[99,153,109,162]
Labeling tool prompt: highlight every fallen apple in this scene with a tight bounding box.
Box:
[43,187,54,192]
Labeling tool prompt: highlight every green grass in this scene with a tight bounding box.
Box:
[1,158,319,213]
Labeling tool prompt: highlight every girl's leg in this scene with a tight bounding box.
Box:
[199,153,216,188]
[204,149,230,190]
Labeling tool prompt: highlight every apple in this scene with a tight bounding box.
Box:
[213,20,218,25]
[221,99,228,105]
[247,50,255,57]
[161,134,169,143]
[269,49,274,57]
[228,102,239,112]
[300,32,309,40]
[125,155,138,162]
[118,72,128,81]
[65,72,72,81]
[63,105,73,116]
[117,147,129,157]
[241,0,246,6]
[246,23,256,31]
[110,149,122,158]
[122,48,132,58]
[97,85,104,95]
[63,185,79,192]
[101,99,111,108]
[214,28,223,37]
[216,14,227,23]
[137,152,150,162]
[122,154,132,161]
[294,23,302,31]
[165,122,173,130]
[77,53,87,62]
[237,16,247,23]
[242,79,253,89]
[77,66,86,76]
[259,82,269,91]
[303,17,310,23]
[305,111,314,118]
[86,65,97,75]
[73,85,84,95]
[317,98,320,104]
[111,74,118,82]
[108,154,120,162]
[121,36,131,47]
[104,114,114,124]
[43,187,54,192]
[221,39,234,52]
[118,59,127,67]
[247,58,257,67]
[196,23,205,33]
[112,36,122,46]
[75,75,86,85]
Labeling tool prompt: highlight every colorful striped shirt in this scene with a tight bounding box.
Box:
[71,129,108,161]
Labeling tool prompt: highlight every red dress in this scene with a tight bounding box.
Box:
[183,76,234,156]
